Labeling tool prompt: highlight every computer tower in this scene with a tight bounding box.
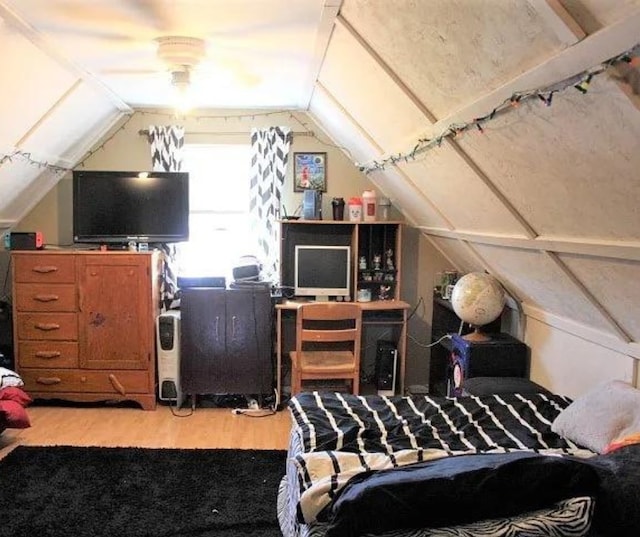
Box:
[448,333,528,396]
[156,310,184,407]
[375,340,398,396]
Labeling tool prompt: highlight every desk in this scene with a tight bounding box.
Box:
[275,300,410,401]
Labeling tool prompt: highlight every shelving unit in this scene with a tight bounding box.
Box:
[355,223,400,301]
[277,219,407,400]
[280,219,403,302]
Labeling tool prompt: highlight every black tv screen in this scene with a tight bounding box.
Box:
[72,170,189,244]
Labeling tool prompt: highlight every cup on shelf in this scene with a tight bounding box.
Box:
[348,197,362,221]
[362,190,377,221]
[378,197,391,220]
[331,197,345,220]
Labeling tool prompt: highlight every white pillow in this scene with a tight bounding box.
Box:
[0,367,24,388]
[551,380,640,454]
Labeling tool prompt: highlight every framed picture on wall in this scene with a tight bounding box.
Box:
[293,152,327,192]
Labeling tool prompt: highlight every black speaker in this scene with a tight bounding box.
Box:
[375,340,397,395]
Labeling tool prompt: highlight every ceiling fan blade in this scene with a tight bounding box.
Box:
[100,68,162,76]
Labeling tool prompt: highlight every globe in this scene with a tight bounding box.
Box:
[450,272,506,341]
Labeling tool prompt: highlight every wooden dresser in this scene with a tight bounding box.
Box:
[12,250,160,410]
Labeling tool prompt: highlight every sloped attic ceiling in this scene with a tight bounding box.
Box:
[0,1,639,371]
[306,0,640,363]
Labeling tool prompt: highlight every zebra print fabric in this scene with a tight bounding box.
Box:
[289,391,592,455]
[279,392,596,536]
[277,491,594,537]
[147,125,184,311]
[249,127,292,284]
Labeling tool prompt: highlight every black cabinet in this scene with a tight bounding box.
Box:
[180,287,273,398]
[429,295,502,395]
[448,333,528,396]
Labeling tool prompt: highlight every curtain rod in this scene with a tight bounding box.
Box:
[138,129,313,137]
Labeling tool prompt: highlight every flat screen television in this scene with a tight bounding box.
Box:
[294,245,351,300]
[72,170,189,244]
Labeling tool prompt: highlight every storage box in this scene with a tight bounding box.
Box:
[448,333,528,396]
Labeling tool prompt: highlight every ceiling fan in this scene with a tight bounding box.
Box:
[155,35,205,95]
[101,34,260,96]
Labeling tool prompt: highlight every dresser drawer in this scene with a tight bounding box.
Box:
[18,341,79,368]
[21,369,150,394]
[14,284,76,312]
[16,313,78,340]
[13,255,76,283]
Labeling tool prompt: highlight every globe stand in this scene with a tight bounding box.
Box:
[462,326,492,342]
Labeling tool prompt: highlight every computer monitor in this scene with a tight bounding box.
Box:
[294,245,351,301]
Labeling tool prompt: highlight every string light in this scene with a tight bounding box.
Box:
[0,113,136,174]
[0,108,316,172]
[358,43,640,174]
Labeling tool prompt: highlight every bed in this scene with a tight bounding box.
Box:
[278,386,640,537]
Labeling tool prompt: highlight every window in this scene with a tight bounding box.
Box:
[177,144,254,280]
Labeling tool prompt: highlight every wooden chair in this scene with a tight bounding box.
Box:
[290,302,362,395]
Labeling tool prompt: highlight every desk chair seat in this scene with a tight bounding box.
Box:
[290,302,362,395]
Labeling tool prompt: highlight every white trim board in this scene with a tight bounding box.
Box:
[420,227,640,262]
[523,303,640,360]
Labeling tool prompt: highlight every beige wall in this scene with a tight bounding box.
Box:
[15,109,446,388]
[20,109,405,245]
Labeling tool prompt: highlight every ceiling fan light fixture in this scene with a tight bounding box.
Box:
[171,69,191,88]
[170,68,193,113]
[155,36,206,69]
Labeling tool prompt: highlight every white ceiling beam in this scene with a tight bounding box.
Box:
[525,0,586,45]
[0,2,131,112]
[444,138,539,239]
[301,0,343,110]
[543,250,633,343]
[336,13,437,123]
[524,304,640,359]
[419,9,640,142]
[314,82,385,153]
[14,79,82,149]
[420,227,640,262]
[392,166,455,230]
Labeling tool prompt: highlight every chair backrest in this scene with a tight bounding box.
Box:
[295,302,362,355]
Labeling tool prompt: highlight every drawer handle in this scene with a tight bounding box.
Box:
[35,350,62,359]
[35,322,61,331]
[109,374,126,395]
[34,294,60,303]
[36,376,61,385]
[32,266,59,274]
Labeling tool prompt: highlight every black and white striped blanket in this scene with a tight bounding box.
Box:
[288,392,595,523]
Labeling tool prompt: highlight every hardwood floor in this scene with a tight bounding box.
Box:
[0,402,292,460]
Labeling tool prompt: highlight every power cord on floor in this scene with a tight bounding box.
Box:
[168,402,193,417]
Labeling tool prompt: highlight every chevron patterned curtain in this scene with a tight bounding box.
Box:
[149,125,185,172]
[249,127,291,284]
[148,125,185,311]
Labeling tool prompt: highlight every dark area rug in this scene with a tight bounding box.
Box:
[0,445,287,537]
